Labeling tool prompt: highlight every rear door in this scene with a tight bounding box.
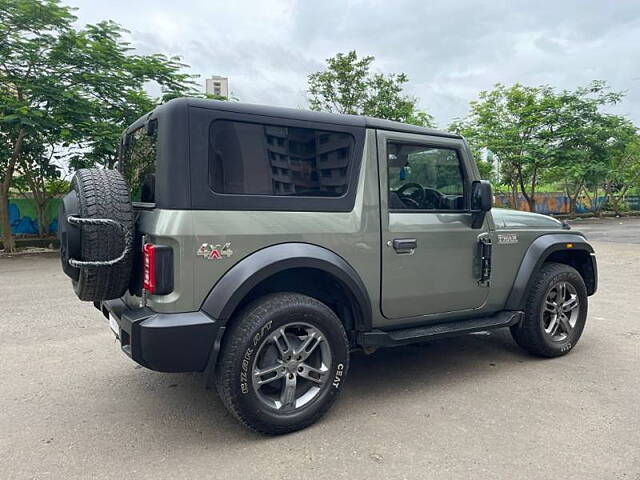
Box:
[378,130,490,320]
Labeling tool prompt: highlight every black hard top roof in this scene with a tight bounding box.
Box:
[141,97,461,139]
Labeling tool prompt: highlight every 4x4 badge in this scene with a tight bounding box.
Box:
[197,242,233,260]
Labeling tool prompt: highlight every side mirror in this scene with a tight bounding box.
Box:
[471,180,492,212]
[470,180,492,229]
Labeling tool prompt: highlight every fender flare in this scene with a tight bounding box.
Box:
[200,243,373,331]
[505,233,596,310]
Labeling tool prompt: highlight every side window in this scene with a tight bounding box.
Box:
[387,142,466,211]
[209,120,354,197]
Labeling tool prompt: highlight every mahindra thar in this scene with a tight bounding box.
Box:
[58,99,597,434]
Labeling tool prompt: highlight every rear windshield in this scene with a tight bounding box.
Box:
[120,122,157,203]
[209,120,355,197]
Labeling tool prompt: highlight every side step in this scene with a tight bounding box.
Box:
[359,311,523,347]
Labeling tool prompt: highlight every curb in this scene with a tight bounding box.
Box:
[553,213,640,221]
[0,247,59,258]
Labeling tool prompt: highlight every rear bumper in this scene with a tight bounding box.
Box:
[99,299,223,373]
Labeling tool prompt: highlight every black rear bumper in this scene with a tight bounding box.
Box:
[99,299,223,373]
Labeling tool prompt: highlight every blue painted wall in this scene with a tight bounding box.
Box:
[1,198,61,235]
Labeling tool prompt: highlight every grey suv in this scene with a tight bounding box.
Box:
[58,98,597,434]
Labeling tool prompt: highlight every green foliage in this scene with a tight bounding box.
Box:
[541,81,631,213]
[476,160,493,180]
[601,134,640,214]
[0,0,79,246]
[453,81,636,213]
[1,1,197,169]
[452,83,559,211]
[45,178,70,196]
[449,119,493,180]
[63,21,197,169]
[0,0,197,247]
[406,110,436,129]
[308,51,434,127]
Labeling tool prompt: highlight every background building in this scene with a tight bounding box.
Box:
[205,76,229,97]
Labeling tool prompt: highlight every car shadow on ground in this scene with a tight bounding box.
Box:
[347,328,528,390]
[83,327,546,446]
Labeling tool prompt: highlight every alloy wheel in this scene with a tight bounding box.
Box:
[252,322,332,411]
[541,280,580,342]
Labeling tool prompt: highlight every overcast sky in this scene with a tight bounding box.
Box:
[70,0,640,128]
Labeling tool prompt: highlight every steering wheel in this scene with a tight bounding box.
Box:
[396,183,425,208]
[422,188,443,209]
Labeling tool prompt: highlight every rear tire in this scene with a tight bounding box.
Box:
[215,293,350,435]
[69,169,134,301]
[510,262,588,357]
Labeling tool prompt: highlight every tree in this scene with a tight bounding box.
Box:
[0,0,75,252]
[12,138,61,236]
[601,133,640,214]
[0,0,196,251]
[63,21,197,169]
[307,51,434,127]
[455,84,576,212]
[449,119,494,181]
[547,82,627,214]
[456,81,636,214]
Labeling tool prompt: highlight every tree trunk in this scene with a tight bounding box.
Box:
[592,187,604,216]
[519,186,536,212]
[569,196,577,215]
[0,192,14,252]
[609,193,625,215]
[510,181,518,210]
[31,186,49,238]
[529,168,538,213]
[35,199,49,237]
[519,189,532,211]
[517,169,535,212]
[1,128,26,253]
[583,189,592,213]
[567,181,583,216]
[526,195,536,213]
[20,155,53,238]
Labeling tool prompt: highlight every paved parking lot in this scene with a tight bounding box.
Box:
[1,218,639,480]
[568,215,640,244]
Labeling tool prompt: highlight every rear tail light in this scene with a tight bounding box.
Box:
[142,243,173,295]
[142,243,156,294]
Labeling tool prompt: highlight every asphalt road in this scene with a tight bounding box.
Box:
[1,218,639,480]
[568,215,640,244]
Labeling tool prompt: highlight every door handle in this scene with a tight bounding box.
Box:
[392,238,417,254]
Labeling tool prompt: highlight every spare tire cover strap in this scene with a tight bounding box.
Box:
[66,216,132,268]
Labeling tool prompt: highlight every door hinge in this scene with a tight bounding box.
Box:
[478,236,492,287]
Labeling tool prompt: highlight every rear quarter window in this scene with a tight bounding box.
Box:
[209,120,354,198]
[120,122,157,203]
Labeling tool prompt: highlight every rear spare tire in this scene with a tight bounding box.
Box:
[58,168,134,302]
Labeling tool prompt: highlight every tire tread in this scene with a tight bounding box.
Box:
[72,168,134,301]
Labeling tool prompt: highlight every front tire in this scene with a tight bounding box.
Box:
[511,262,588,358]
[215,293,350,435]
